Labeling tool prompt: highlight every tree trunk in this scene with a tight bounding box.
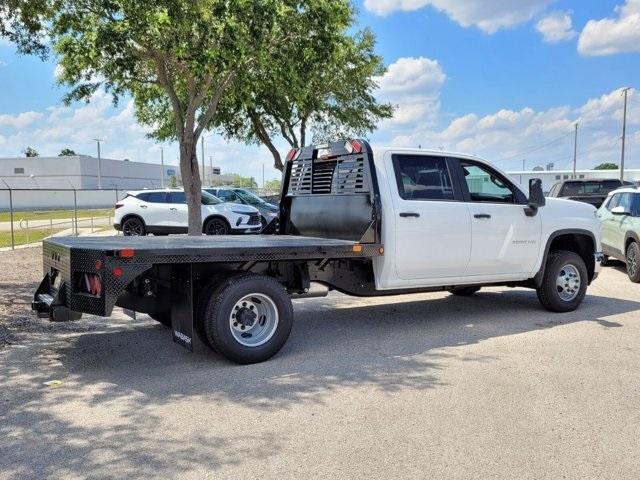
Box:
[179,138,202,235]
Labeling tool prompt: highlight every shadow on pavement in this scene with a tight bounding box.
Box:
[1,288,638,478]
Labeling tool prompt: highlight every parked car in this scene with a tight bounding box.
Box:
[204,187,279,232]
[548,178,632,208]
[597,186,640,282]
[114,189,262,236]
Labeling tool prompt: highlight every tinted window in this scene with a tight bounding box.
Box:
[168,192,186,204]
[462,162,515,203]
[217,190,242,203]
[392,155,453,201]
[201,191,222,205]
[619,193,633,213]
[607,194,620,211]
[633,194,640,217]
[562,180,622,196]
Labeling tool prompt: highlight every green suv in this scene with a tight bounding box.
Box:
[597,187,640,282]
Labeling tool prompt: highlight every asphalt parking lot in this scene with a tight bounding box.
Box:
[1,247,640,479]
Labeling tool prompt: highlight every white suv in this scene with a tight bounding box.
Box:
[114,189,262,236]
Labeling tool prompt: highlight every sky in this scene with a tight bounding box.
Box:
[0,0,638,182]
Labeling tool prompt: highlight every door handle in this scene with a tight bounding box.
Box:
[140,205,147,209]
[474,213,491,219]
[399,212,420,218]
[169,208,177,211]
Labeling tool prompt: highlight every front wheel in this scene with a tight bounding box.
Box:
[536,250,587,312]
[201,274,293,364]
[625,241,640,283]
[204,217,229,235]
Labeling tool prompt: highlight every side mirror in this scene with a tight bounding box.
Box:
[611,205,630,216]
[524,178,545,217]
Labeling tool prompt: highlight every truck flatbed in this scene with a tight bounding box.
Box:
[44,235,383,262]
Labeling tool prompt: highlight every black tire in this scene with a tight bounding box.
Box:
[202,274,293,364]
[204,217,229,235]
[536,250,588,313]
[122,217,146,236]
[194,273,244,350]
[449,286,481,296]
[149,312,171,327]
[625,241,640,283]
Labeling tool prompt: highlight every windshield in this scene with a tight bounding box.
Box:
[201,190,222,205]
[561,180,621,196]
[234,189,266,206]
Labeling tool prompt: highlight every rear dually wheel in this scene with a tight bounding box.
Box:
[201,274,293,364]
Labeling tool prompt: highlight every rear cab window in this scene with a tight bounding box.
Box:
[392,155,454,201]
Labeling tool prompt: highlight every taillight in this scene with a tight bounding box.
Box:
[115,203,124,209]
[286,148,300,162]
[344,139,363,154]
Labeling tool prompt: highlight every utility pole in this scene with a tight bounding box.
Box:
[160,146,165,188]
[522,159,525,171]
[209,155,213,185]
[262,162,265,190]
[93,138,103,189]
[201,136,206,186]
[572,123,578,178]
[621,87,631,181]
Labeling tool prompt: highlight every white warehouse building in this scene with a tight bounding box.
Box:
[0,155,230,189]
[507,169,640,193]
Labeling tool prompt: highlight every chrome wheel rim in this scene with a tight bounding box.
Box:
[556,264,581,302]
[229,293,279,347]
[627,245,638,277]
[123,219,143,236]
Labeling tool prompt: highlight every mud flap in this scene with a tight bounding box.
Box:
[170,264,196,351]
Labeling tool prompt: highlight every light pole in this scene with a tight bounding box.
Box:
[201,136,206,186]
[572,123,578,178]
[93,138,103,189]
[621,87,631,181]
[160,146,165,188]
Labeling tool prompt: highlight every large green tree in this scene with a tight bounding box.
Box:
[219,1,392,171]
[48,0,286,234]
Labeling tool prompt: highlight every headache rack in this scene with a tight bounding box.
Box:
[280,139,381,243]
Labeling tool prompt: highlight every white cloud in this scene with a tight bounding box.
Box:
[0,91,283,182]
[375,56,446,127]
[578,0,640,56]
[535,11,577,43]
[364,0,554,33]
[370,87,638,172]
[0,111,44,129]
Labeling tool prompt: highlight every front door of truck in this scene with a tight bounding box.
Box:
[388,154,471,280]
[454,159,541,277]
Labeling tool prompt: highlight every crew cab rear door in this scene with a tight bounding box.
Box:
[387,153,471,280]
[452,158,541,277]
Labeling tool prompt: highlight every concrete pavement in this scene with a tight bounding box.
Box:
[1,254,640,479]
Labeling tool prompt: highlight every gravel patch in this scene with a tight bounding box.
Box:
[0,246,96,347]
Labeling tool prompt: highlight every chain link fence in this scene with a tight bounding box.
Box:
[0,188,125,249]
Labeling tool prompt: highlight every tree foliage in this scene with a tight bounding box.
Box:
[594,162,619,170]
[217,0,392,171]
[58,148,76,156]
[0,0,52,58]
[264,178,281,191]
[23,146,39,157]
[39,0,285,234]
